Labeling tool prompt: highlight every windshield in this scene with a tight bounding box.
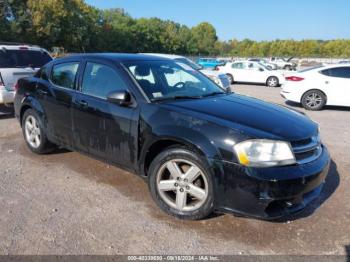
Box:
[124,60,225,101]
[174,58,202,70]
[0,50,52,68]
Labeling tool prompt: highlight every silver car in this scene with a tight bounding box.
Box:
[0,42,52,105]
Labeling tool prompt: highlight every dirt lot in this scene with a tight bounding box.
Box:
[0,84,349,255]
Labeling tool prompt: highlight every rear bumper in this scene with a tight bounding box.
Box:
[280,90,301,103]
[211,145,330,219]
[0,89,15,104]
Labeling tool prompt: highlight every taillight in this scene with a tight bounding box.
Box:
[285,76,304,81]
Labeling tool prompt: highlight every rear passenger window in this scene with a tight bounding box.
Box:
[81,62,127,99]
[321,67,350,79]
[51,62,79,89]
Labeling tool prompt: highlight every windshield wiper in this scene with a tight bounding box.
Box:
[151,95,202,102]
[202,91,226,97]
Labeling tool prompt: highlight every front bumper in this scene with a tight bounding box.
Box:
[0,89,15,104]
[211,145,330,219]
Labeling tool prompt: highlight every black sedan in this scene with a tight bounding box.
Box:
[14,54,330,220]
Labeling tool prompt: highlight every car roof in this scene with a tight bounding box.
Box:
[142,53,185,59]
[0,43,48,52]
[54,53,171,63]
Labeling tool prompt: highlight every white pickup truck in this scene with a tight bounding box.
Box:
[268,57,297,70]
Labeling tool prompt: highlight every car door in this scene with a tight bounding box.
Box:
[72,60,138,167]
[320,67,350,106]
[230,62,247,82]
[246,62,266,83]
[36,61,80,147]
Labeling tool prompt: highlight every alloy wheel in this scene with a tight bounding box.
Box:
[156,159,208,212]
[25,115,41,148]
[305,93,323,109]
[267,77,278,87]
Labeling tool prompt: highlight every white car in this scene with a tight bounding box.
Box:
[217,61,285,87]
[281,64,350,110]
[142,54,231,91]
[0,42,52,105]
[248,58,278,70]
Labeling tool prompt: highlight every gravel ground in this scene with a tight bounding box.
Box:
[0,84,349,255]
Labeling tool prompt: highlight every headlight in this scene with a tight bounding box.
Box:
[234,139,296,167]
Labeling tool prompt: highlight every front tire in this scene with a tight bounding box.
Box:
[267,76,279,87]
[301,90,326,110]
[22,109,55,154]
[148,147,214,220]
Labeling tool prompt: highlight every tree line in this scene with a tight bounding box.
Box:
[1,0,349,58]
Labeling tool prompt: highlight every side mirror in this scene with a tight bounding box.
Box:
[107,90,132,106]
[259,68,264,72]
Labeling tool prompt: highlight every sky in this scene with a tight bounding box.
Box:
[85,0,350,41]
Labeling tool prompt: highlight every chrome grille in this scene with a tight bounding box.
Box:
[291,135,322,164]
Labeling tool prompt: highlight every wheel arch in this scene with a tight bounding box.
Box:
[301,89,327,104]
[19,96,46,126]
[266,75,280,86]
[141,137,210,177]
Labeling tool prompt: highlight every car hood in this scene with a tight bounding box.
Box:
[161,94,317,141]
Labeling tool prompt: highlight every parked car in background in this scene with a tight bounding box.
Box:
[269,57,297,70]
[14,53,330,220]
[281,64,350,110]
[197,58,224,69]
[339,60,350,64]
[144,54,231,90]
[248,58,278,70]
[217,61,285,87]
[0,42,52,105]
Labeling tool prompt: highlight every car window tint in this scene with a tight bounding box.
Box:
[321,67,350,78]
[82,62,127,99]
[0,50,52,68]
[330,67,350,78]
[51,62,79,89]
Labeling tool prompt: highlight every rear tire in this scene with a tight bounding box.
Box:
[301,90,326,111]
[22,109,55,154]
[148,146,214,220]
[266,76,279,87]
[226,74,234,84]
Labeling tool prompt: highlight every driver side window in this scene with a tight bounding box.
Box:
[232,62,245,69]
[81,62,127,99]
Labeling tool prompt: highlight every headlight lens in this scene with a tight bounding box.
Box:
[234,139,296,167]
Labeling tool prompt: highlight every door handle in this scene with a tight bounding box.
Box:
[77,100,88,107]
